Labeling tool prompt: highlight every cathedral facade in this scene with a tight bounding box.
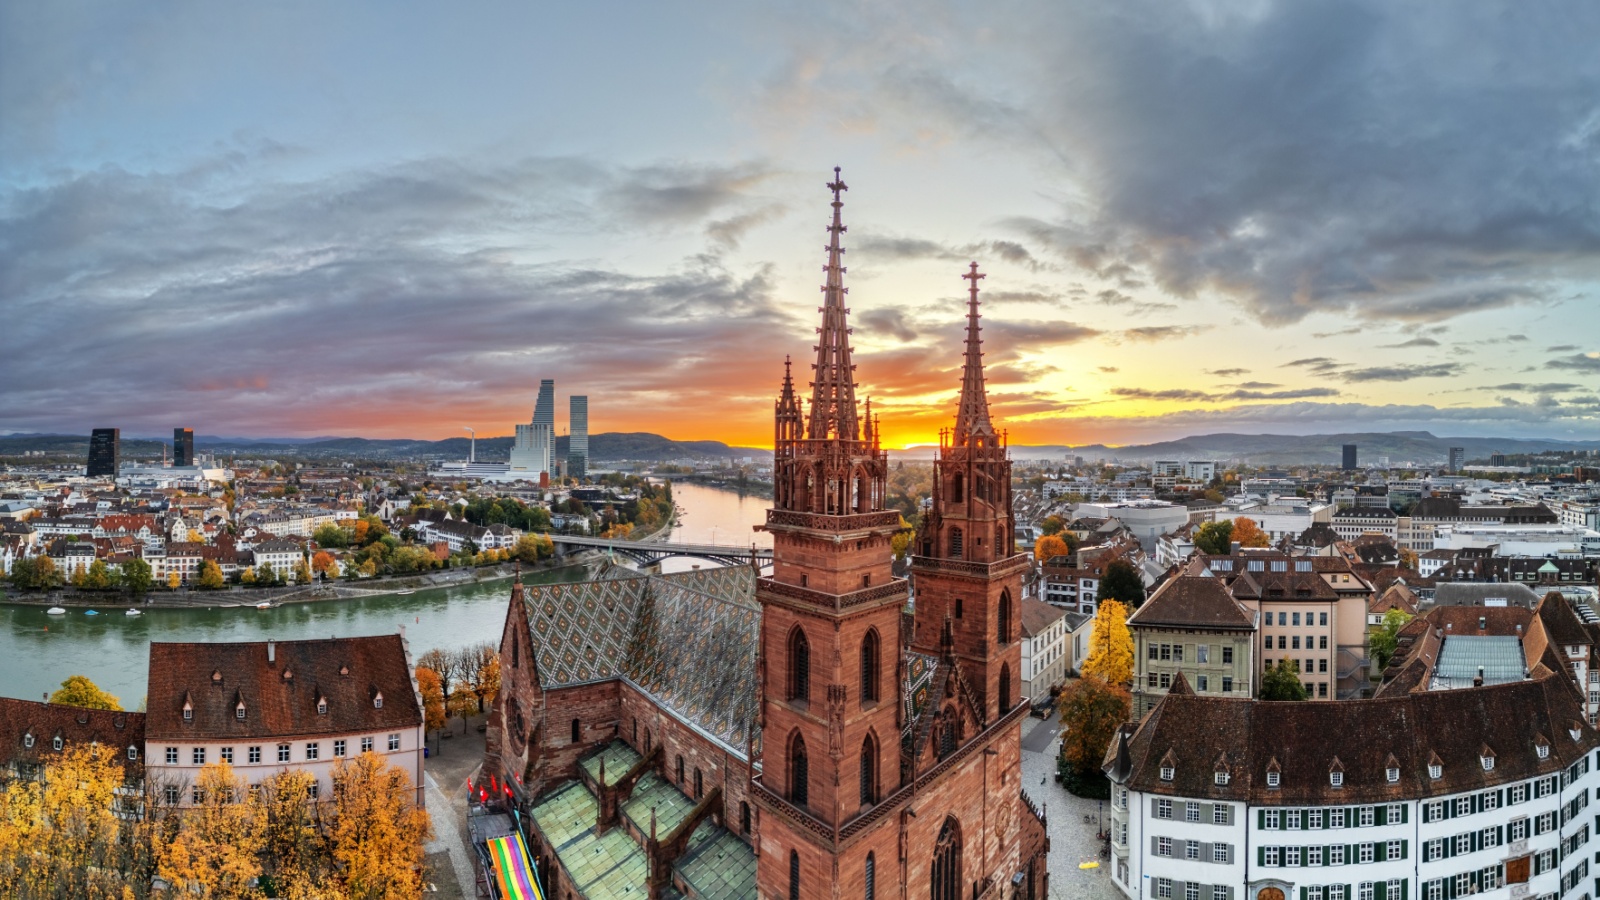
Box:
[483,169,1049,900]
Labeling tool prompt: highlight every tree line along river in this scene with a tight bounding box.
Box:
[0,482,774,709]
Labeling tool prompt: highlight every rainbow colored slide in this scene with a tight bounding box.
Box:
[485,831,544,900]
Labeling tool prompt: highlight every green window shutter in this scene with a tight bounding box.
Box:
[1259,846,1265,866]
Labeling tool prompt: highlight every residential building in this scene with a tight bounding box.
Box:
[143,636,424,807]
[88,428,120,477]
[0,697,145,816]
[1021,597,1069,703]
[1331,507,1398,543]
[1129,574,1259,717]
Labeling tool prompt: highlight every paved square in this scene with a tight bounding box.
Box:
[1019,717,1123,900]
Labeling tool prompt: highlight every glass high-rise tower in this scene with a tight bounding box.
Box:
[174,428,195,467]
[88,428,120,477]
[510,379,556,477]
[569,396,588,480]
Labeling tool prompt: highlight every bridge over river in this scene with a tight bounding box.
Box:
[549,534,772,568]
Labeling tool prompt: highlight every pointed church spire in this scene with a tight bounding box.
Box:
[954,262,995,444]
[809,167,860,442]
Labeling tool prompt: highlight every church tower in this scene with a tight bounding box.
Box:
[911,263,1026,723]
[755,168,906,882]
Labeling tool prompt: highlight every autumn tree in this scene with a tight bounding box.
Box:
[417,648,465,718]
[1369,607,1415,673]
[49,675,122,711]
[1056,676,1130,798]
[158,761,265,899]
[414,667,446,740]
[1193,519,1233,555]
[1081,600,1134,685]
[240,567,257,585]
[312,551,338,578]
[85,559,112,591]
[1095,559,1146,609]
[512,533,553,565]
[313,524,351,549]
[197,559,225,590]
[1034,534,1071,563]
[462,643,500,713]
[260,769,331,898]
[1039,514,1066,536]
[1398,547,1419,571]
[447,683,477,732]
[1259,659,1310,701]
[0,743,141,899]
[329,753,433,900]
[1230,516,1270,548]
[166,572,181,590]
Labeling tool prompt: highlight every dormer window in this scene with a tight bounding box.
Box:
[1160,766,1174,782]
[1386,767,1399,783]
[373,692,384,710]
[1571,727,1583,741]
[1537,744,1550,759]
[236,705,246,720]
[1481,756,1494,771]
[1428,763,1441,779]
[127,746,138,760]
[52,736,62,751]
[1329,771,1343,787]
[183,708,193,721]
[23,734,34,749]
[1214,771,1229,786]
[317,699,328,716]
[1267,771,1280,788]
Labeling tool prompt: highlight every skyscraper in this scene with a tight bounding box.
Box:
[568,395,588,480]
[173,428,195,467]
[1449,446,1465,474]
[509,379,556,477]
[88,428,120,477]
[1342,443,1358,471]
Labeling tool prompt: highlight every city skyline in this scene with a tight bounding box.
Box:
[6,3,1600,448]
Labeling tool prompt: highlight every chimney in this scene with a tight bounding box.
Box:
[1474,666,1484,688]
[1478,616,1486,631]
[1231,541,1242,554]
[267,640,275,664]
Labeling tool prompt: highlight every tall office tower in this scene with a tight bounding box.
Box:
[568,396,588,480]
[87,428,120,477]
[173,428,195,467]
[1342,443,1358,471]
[509,379,556,476]
[1449,446,1465,474]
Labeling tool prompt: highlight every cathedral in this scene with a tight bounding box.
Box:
[484,169,1049,900]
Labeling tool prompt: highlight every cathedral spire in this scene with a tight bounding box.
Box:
[954,262,995,443]
[809,167,860,442]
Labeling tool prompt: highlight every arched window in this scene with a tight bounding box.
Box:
[951,472,964,503]
[694,768,703,799]
[570,718,580,744]
[740,801,751,834]
[931,817,962,900]
[859,735,877,805]
[955,596,963,619]
[790,733,809,807]
[998,590,1012,644]
[860,629,880,704]
[999,664,1012,713]
[789,849,801,900]
[676,755,685,785]
[865,852,876,900]
[788,627,811,703]
[632,718,637,745]
[938,716,956,760]
[949,527,964,559]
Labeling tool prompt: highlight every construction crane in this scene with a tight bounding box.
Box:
[463,426,476,464]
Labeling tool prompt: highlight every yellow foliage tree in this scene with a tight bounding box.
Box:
[414,667,446,736]
[1080,599,1134,685]
[158,762,265,899]
[260,769,331,898]
[0,743,141,899]
[48,675,122,711]
[240,566,256,585]
[197,559,225,590]
[166,571,181,590]
[330,753,433,900]
[1034,534,1070,562]
[312,551,338,577]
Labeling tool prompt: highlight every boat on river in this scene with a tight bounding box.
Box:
[125,609,142,617]
[255,601,273,610]
[46,607,66,615]
[396,590,416,596]
[84,610,99,616]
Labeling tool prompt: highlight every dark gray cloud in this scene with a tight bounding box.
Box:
[852,233,1051,273]
[1380,336,1440,348]
[1490,382,1585,393]
[984,319,1102,347]
[1113,386,1340,403]
[1230,381,1281,390]
[1283,357,1347,374]
[1121,325,1210,342]
[1207,368,1249,377]
[857,308,921,342]
[1550,345,1582,352]
[1548,353,1600,372]
[1340,363,1461,382]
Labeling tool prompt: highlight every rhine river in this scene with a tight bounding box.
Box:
[0,482,772,709]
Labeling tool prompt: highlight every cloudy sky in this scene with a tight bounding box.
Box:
[6,1,1600,448]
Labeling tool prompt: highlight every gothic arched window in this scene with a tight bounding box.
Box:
[865,852,876,900]
[949,527,964,559]
[951,472,964,504]
[570,718,580,744]
[998,589,1012,644]
[788,626,811,703]
[790,850,801,900]
[999,663,1012,713]
[860,628,880,704]
[676,754,685,785]
[740,801,751,834]
[859,734,877,805]
[931,817,962,900]
[790,733,809,807]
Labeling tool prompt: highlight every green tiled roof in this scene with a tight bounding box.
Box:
[622,772,697,837]
[581,741,644,788]
[676,827,758,899]
[530,781,650,899]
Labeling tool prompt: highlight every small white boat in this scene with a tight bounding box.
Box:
[46,607,66,616]
[125,608,142,617]
[255,601,273,610]
[396,590,416,595]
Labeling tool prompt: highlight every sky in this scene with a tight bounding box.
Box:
[5,1,1600,450]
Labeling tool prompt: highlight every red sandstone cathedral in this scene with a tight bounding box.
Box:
[485,169,1049,900]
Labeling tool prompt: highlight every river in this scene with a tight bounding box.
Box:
[0,482,771,708]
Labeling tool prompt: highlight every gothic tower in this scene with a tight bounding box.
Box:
[755,168,906,885]
[911,263,1026,723]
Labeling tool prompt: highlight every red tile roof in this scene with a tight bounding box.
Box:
[0,697,145,769]
[145,635,421,740]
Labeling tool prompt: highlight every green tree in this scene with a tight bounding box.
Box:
[1039,515,1066,536]
[1193,520,1234,555]
[48,675,123,711]
[312,523,350,549]
[84,559,112,591]
[257,562,277,585]
[1056,676,1130,798]
[1260,659,1310,701]
[1369,607,1415,672]
[1095,559,1146,609]
[120,558,153,595]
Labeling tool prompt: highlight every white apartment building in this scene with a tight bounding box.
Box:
[143,636,426,807]
[1217,503,1332,544]
[1020,598,1069,703]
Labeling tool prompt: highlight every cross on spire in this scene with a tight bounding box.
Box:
[810,167,859,442]
[954,262,995,443]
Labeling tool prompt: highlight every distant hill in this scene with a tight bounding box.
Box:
[1001,431,1598,466]
[0,431,767,463]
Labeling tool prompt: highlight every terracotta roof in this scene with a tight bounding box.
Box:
[145,636,420,740]
[1019,597,1066,638]
[1230,570,1339,602]
[0,697,145,768]
[1129,575,1254,630]
[1535,591,1591,648]
[1113,668,1590,804]
[1370,583,1419,617]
